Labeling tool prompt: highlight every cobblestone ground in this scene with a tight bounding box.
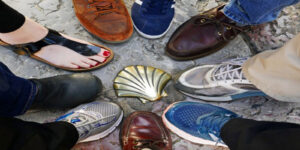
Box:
[1,0,300,149]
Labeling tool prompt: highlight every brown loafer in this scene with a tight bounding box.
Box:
[166,5,250,61]
[72,0,133,43]
[121,111,172,150]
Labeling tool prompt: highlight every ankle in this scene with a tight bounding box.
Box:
[0,17,48,44]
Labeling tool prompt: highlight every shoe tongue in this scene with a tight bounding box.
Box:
[196,112,232,142]
[55,111,98,127]
[143,0,168,15]
[70,112,97,126]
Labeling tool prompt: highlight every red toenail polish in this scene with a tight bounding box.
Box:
[103,51,111,57]
[90,64,93,68]
[95,62,100,66]
[77,66,81,69]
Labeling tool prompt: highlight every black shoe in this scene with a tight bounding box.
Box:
[30,73,102,109]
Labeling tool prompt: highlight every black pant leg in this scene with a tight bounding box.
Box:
[0,117,79,150]
[0,0,25,33]
[221,118,300,150]
[0,62,37,117]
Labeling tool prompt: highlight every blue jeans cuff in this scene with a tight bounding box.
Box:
[223,0,300,26]
[223,2,251,25]
[20,80,37,115]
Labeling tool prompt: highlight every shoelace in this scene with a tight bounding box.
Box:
[133,139,166,150]
[212,58,248,82]
[197,112,235,144]
[88,0,118,15]
[142,0,174,15]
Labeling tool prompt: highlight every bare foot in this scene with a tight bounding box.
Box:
[0,17,111,69]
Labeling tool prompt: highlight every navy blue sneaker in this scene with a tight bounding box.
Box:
[131,0,175,39]
[162,101,239,147]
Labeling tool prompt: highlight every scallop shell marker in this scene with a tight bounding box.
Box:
[113,66,172,103]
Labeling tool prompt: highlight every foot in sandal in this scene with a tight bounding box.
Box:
[0,18,113,71]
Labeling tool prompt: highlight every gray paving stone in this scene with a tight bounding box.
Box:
[1,0,300,149]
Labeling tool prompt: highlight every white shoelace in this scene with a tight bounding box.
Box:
[212,58,248,82]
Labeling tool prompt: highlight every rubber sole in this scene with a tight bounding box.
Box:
[162,102,227,147]
[133,19,174,39]
[79,111,124,143]
[180,90,266,102]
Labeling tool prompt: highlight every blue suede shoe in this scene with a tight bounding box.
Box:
[162,101,239,147]
[131,0,175,39]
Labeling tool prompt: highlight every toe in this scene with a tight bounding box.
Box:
[63,63,79,69]
[88,55,106,63]
[72,59,91,69]
[98,48,111,57]
[82,57,98,66]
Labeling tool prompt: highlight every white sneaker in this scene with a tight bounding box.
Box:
[56,101,123,142]
[175,57,266,101]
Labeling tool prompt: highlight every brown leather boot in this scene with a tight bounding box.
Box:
[166,5,250,61]
[72,0,133,43]
[121,111,172,150]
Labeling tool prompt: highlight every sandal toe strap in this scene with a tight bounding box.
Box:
[23,29,101,56]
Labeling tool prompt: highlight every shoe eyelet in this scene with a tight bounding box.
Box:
[226,26,232,30]
[217,32,222,36]
[200,19,206,23]
[209,15,214,18]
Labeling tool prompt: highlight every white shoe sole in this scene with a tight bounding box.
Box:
[162,102,227,147]
[180,91,233,101]
[79,111,124,143]
[180,90,266,102]
[133,19,173,39]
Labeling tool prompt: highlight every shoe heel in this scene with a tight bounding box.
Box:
[0,40,9,46]
[0,39,27,55]
[13,48,27,55]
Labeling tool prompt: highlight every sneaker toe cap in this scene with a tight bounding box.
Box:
[132,15,173,36]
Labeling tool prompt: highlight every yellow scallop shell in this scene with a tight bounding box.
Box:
[113,65,171,103]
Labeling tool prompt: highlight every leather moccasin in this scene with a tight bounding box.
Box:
[121,111,172,150]
[73,0,133,43]
[166,5,250,61]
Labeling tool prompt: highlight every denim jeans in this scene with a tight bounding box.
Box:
[0,62,36,117]
[223,0,300,25]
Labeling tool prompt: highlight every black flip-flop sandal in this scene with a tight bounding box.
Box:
[0,29,114,72]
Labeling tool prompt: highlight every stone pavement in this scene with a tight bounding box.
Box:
[0,0,300,149]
